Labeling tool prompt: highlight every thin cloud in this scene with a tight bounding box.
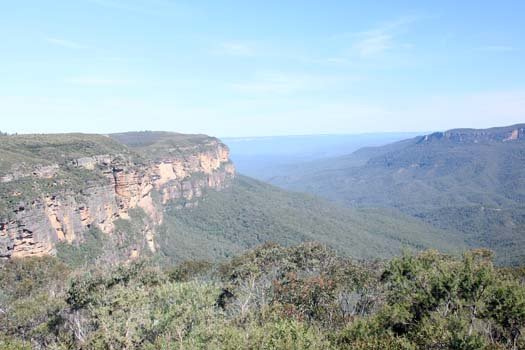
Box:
[336,15,421,58]
[66,76,133,87]
[86,0,189,17]
[354,31,394,57]
[213,41,257,56]
[230,72,354,95]
[45,37,90,50]
[87,0,144,12]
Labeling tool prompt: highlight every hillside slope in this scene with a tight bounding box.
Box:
[156,175,466,262]
[271,124,525,265]
[0,131,467,265]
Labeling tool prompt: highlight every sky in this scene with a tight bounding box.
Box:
[0,0,524,136]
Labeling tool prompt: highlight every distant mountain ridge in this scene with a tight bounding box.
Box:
[223,132,423,181]
[270,124,525,265]
[417,124,525,144]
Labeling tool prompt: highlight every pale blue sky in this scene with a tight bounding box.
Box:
[1,0,524,136]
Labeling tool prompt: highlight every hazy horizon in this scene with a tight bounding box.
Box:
[1,1,524,136]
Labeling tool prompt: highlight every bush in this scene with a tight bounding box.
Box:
[1,244,524,349]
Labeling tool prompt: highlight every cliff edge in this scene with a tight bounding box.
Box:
[0,132,235,259]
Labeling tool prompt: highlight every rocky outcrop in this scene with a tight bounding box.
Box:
[0,142,235,259]
[418,125,525,144]
[1,164,59,183]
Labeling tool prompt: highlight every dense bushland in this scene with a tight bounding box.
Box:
[1,243,524,349]
[156,175,466,263]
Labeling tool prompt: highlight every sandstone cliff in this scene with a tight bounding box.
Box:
[418,125,525,144]
[0,133,235,259]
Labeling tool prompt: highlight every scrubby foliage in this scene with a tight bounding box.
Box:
[110,131,222,161]
[1,243,524,349]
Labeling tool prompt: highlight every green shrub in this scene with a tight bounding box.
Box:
[1,244,524,349]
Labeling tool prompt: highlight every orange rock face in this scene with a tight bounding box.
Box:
[504,129,521,142]
[0,142,235,259]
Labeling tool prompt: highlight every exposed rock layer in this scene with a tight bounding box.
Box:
[0,141,234,259]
